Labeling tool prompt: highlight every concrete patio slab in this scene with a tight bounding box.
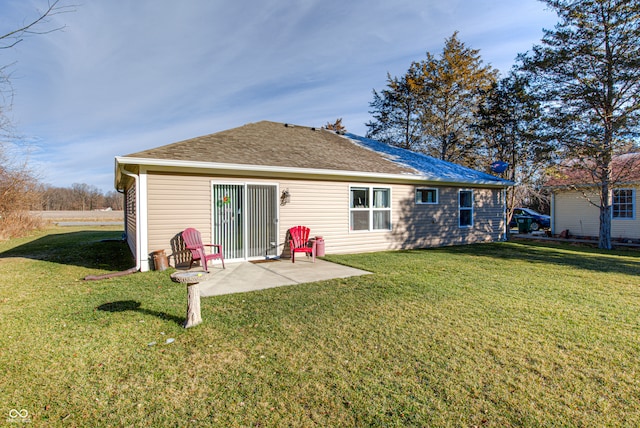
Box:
[196,258,371,296]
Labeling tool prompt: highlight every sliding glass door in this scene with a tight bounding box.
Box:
[212,183,278,261]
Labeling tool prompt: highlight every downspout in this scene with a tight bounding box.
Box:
[119,169,141,272]
[503,187,508,241]
[84,168,141,280]
[551,191,556,237]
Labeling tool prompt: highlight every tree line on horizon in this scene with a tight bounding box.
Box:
[35,183,123,211]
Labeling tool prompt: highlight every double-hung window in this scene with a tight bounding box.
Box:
[416,188,438,204]
[350,186,391,231]
[459,190,473,227]
[612,189,635,219]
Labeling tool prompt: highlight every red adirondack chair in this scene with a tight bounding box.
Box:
[182,228,225,271]
[289,226,316,263]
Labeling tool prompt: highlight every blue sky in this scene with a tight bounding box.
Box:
[1,0,558,192]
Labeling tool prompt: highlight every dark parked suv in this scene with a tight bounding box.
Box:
[509,208,551,231]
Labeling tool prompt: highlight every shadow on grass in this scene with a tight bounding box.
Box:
[97,300,184,326]
[0,230,134,271]
[409,240,640,276]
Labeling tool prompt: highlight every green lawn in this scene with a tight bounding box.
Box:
[1,227,639,427]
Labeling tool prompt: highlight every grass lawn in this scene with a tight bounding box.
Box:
[1,227,639,427]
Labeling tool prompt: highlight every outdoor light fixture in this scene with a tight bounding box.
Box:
[280,189,290,206]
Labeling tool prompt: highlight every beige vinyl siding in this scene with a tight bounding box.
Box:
[553,187,640,239]
[278,180,348,254]
[278,181,503,255]
[281,181,395,254]
[553,190,600,237]
[391,186,504,249]
[144,171,506,263]
[146,173,212,265]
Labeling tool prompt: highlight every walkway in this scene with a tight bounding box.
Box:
[197,258,371,296]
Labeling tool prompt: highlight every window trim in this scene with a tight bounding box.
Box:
[459,189,474,228]
[612,188,635,220]
[415,187,439,205]
[349,185,392,232]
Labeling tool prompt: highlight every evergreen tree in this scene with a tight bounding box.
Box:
[521,0,640,249]
[413,32,497,166]
[324,118,346,133]
[365,71,422,150]
[366,32,497,167]
[474,71,553,226]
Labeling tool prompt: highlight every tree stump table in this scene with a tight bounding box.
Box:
[170,271,211,328]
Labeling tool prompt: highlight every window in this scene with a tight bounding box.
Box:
[416,188,438,204]
[350,187,369,231]
[350,186,391,231]
[373,188,391,230]
[459,190,473,227]
[126,186,136,216]
[613,189,635,219]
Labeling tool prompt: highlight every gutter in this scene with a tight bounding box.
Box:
[118,168,141,272]
[551,191,556,236]
[83,167,142,280]
[503,187,508,241]
[83,168,140,280]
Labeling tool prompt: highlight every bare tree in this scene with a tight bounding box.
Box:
[0,1,75,238]
[104,191,124,211]
[0,1,74,50]
[1,0,74,128]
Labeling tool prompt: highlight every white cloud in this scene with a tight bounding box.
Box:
[2,0,558,192]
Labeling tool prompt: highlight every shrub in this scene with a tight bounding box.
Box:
[0,210,43,240]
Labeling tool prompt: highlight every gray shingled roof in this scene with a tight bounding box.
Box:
[125,121,413,175]
[122,120,509,186]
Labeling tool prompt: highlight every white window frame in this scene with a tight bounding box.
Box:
[416,188,439,205]
[612,188,635,220]
[459,189,474,228]
[349,186,392,232]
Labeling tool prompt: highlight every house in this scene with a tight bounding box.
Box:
[115,121,511,271]
[545,153,640,241]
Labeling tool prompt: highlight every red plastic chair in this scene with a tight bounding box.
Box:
[182,228,225,271]
[289,226,316,263]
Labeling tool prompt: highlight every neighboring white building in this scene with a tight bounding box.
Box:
[546,153,640,242]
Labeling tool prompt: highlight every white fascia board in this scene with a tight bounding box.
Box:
[114,156,512,188]
[547,181,640,191]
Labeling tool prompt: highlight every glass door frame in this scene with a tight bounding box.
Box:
[211,181,280,262]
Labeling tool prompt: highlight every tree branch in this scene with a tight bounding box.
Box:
[0,0,76,50]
